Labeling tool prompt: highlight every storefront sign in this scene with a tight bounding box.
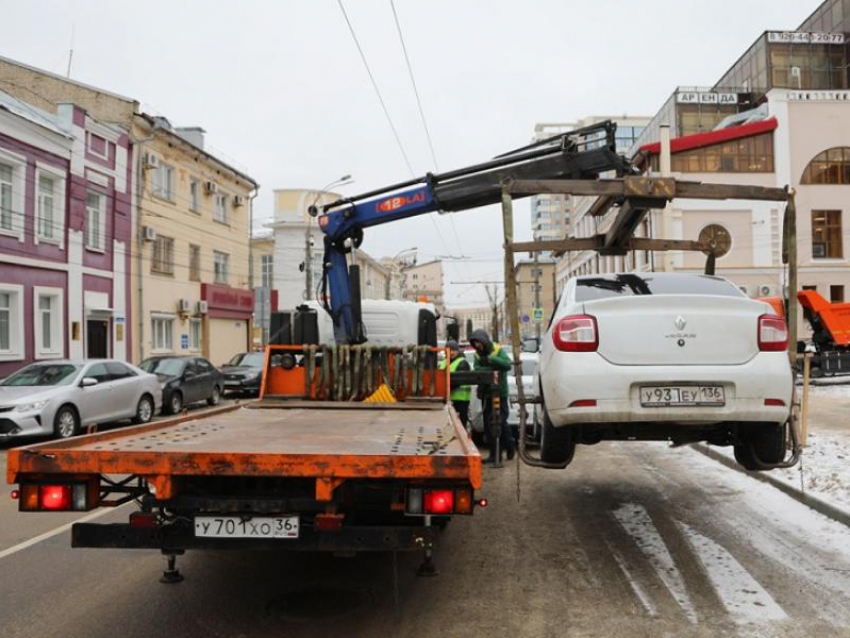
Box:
[201,283,255,319]
[676,92,739,105]
[767,31,845,44]
[786,90,850,101]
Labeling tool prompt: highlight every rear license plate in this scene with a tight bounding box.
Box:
[194,516,299,539]
[640,385,725,407]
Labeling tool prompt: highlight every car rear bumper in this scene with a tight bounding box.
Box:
[543,352,793,427]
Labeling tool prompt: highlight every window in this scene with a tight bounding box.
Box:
[0,163,12,233]
[656,133,774,173]
[37,173,57,242]
[214,251,230,284]
[86,362,111,383]
[189,318,202,351]
[801,147,850,184]
[152,316,174,351]
[85,190,106,251]
[214,193,229,224]
[698,224,732,258]
[105,362,135,380]
[152,163,174,200]
[190,179,200,212]
[189,244,201,281]
[34,287,63,359]
[152,235,175,275]
[812,210,843,259]
[261,254,273,288]
[575,273,742,302]
[831,284,845,303]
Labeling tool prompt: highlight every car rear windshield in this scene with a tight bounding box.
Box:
[1,364,81,387]
[575,274,742,302]
[140,358,186,376]
[227,352,265,368]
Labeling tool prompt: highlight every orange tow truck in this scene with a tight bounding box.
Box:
[6,344,485,580]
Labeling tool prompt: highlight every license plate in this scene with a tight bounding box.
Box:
[640,385,725,407]
[194,516,299,539]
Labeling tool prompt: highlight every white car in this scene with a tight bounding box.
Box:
[0,360,162,440]
[538,273,793,471]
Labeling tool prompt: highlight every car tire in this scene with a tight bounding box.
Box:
[133,394,155,424]
[749,423,786,466]
[540,409,575,466]
[53,405,80,439]
[733,443,759,471]
[168,391,183,415]
[207,386,221,406]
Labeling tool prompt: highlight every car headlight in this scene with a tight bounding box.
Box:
[15,399,50,413]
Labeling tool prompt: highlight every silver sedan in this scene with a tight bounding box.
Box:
[0,360,162,440]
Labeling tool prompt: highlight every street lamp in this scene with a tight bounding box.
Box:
[386,246,417,300]
[304,175,353,300]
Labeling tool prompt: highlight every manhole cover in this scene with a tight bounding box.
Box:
[266,587,373,621]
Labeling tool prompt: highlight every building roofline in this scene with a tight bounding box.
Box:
[0,54,136,105]
[0,89,73,139]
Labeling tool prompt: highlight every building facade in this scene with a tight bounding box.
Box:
[446,305,495,341]
[0,89,132,377]
[514,259,556,339]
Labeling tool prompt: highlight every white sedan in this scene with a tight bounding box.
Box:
[538,273,793,471]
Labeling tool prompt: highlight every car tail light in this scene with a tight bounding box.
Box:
[406,487,475,516]
[553,315,598,352]
[18,483,89,512]
[569,399,597,408]
[423,490,454,515]
[764,398,786,407]
[129,512,158,528]
[758,314,788,351]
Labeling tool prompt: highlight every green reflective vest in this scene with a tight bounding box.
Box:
[440,356,472,402]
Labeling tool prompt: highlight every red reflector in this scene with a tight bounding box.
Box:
[40,485,72,511]
[764,398,786,406]
[314,513,345,532]
[477,498,489,508]
[423,490,454,515]
[129,512,158,528]
[569,399,597,408]
[10,489,19,500]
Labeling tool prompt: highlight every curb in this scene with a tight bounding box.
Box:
[691,443,850,529]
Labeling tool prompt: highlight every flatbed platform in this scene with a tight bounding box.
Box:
[7,402,482,501]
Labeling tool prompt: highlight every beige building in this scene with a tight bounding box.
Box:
[402,259,444,309]
[514,260,556,339]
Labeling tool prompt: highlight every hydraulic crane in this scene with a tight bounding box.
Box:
[312,120,636,344]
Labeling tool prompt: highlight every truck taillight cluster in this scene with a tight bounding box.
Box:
[406,487,485,516]
[758,314,788,351]
[14,483,90,512]
[553,315,598,352]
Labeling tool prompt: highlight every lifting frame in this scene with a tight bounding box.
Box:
[499,176,801,471]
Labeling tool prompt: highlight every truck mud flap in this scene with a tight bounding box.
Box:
[72,522,436,553]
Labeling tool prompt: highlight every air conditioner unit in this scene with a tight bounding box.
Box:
[144,152,159,169]
[197,300,209,315]
[143,226,157,242]
[758,284,778,297]
[178,298,191,313]
[233,195,245,207]
[204,181,218,195]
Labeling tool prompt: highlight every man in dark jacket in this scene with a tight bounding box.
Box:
[469,329,516,463]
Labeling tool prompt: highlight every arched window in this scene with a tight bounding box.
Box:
[801,147,850,184]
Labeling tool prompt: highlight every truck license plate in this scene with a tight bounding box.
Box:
[640,385,725,407]
[194,516,299,539]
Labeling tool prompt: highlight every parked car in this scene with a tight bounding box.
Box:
[0,360,161,440]
[139,356,223,415]
[221,352,266,397]
[537,273,793,470]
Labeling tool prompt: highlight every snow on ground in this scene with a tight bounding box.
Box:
[804,381,850,398]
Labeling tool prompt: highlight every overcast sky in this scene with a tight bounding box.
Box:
[0,0,816,306]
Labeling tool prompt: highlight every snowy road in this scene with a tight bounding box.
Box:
[2,441,850,637]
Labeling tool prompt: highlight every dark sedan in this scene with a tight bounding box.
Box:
[139,356,224,415]
[220,352,266,397]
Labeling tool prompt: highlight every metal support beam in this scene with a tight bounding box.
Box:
[511,236,711,255]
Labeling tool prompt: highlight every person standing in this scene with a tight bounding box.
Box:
[469,329,516,463]
[439,339,472,427]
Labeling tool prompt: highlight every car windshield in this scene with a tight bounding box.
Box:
[227,352,264,368]
[139,358,186,376]
[1,364,81,387]
[576,274,742,302]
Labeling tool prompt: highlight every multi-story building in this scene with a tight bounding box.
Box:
[250,231,277,347]
[446,305,495,341]
[401,259,444,310]
[0,88,132,377]
[561,0,850,315]
[513,259,556,339]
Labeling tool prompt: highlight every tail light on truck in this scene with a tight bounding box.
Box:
[15,483,90,512]
[758,314,788,351]
[553,315,598,352]
[406,487,484,516]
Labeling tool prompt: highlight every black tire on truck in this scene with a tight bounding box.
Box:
[540,408,576,466]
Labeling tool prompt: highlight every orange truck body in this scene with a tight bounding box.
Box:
[760,291,850,347]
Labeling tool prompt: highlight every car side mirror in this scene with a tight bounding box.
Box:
[184,370,196,379]
[81,377,98,387]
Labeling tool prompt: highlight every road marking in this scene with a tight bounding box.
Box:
[0,505,127,561]
[613,502,698,624]
[679,522,787,624]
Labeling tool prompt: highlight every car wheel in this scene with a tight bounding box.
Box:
[133,394,155,424]
[53,405,80,439]
[540,408,575,466]
[168,391,183,415]
[733,443,759,471]
[207,386,221,406]
[749,423,786,466]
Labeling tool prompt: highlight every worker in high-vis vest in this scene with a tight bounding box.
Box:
[439,339,472,427]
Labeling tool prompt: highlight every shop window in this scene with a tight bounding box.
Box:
[85,190,106,252]
[801,147,850,184]
[152,316,174,351]
[34,287,63,359]
[0,285,23,360]
[661,133,774,173]
[812,210,843,258]
[152,235,175,275]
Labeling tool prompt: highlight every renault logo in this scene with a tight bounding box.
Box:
[675,316,687,331]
